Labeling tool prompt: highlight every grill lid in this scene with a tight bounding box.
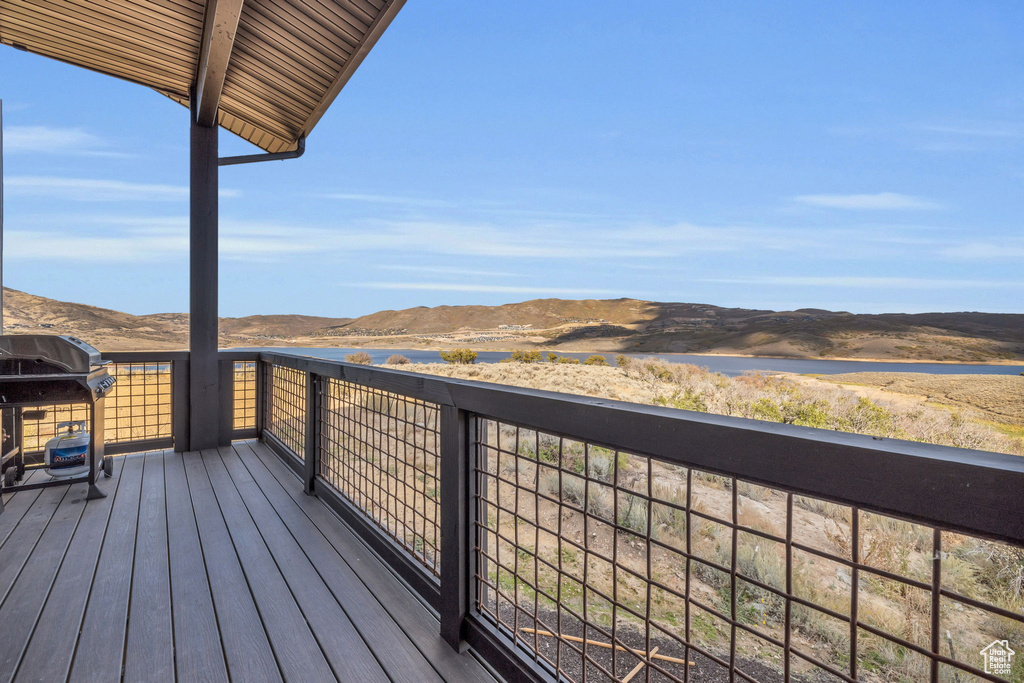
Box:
[0,335,106,374]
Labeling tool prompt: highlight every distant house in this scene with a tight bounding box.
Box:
[981,639,1015,675]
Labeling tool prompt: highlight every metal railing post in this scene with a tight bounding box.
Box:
[218,358,234,446]
[255,359,266,438]
[303,372,320,494]
[171,357,191,452]
[440,405,470,649]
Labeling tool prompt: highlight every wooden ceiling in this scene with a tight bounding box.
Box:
[0,0,404,152]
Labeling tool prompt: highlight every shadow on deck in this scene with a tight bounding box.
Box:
[0,441,495,682]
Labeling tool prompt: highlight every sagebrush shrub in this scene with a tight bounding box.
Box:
[440,348,477,364]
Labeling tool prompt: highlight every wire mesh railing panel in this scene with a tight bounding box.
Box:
[105,362,173,444]
[318,377,441,578]
[262,363,306,458]
[233,361,257,431]
[472,418,1024,683]
[20,403,92,453]
[19,361,173,452]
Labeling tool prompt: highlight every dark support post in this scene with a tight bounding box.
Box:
[303,372,320,494]
[86,397,107,500]
[219,359,234,444]
[440,405,470,649]
[172,358,191,451]
[255,359,266,437]
[1,98,5,332]
[189,94,224,450]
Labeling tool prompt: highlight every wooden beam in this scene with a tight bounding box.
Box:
[300,0,406,139]
[194,0,245,127]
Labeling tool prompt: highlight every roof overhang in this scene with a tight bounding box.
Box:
[1,0,405,152]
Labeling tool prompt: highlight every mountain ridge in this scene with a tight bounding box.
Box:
[2,287,1022,361]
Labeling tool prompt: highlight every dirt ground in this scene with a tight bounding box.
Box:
[805,372,1024,426]
[494,602,831,683]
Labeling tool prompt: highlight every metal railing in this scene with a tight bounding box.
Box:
[256,351,1024,683]
[18,354,187,456]
[16,350,260,458]
[104,360,174,446]
[261,361,307,459]
[233,360,258,431]
[53,348,1021,681]
[319,376,442,577]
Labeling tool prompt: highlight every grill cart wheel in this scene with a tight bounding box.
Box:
[103,457,113,478]
[3,468,15,487]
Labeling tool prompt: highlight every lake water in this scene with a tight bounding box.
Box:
[244,347,1024,377]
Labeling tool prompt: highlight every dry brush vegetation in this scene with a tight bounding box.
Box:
[820,372,1024,439]
[393,358,1023,456]
[381,357,1024,680]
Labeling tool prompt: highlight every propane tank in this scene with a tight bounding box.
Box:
[44,421,90,479]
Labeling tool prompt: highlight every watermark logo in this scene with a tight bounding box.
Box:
[981,639,1015,677]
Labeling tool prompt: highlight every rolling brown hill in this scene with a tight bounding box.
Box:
[1,288,350,351]
[317,298,1024,362]
[315,298,662,334]
[2,287,1022,361]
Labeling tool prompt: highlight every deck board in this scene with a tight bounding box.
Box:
[69,452,145,682]
[238,441,487,683]
[0,472,44,543]
[164,451,229,683]
[220,444,436,683]
[212,446,391,682]
[0,442,497,683]
[200,449,338,682]
[0,478,87,679]
[16,457,125,683]
[124,451,175,682]
[181,452,283,683]
[243,440,494,682]
[0,486,68,607]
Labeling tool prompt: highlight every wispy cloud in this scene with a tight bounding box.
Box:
[793,192,943,210]
[918,123,1022,138]
[7,176,239,201]
[700,276,1016,289]
[0,213,954,268]
[916,142,982,153]
[354,282,623,296]
[4,125,131,157]
[376,265,525,278]
[321,192,455,208]
[319,191,613,221]
[4,230,187,262]
[939,242,1024,259]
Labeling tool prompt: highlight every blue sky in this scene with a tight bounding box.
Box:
[1,1,1022,318]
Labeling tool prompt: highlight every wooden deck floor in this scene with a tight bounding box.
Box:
[0,440,495,683]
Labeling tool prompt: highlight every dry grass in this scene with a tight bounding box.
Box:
[389,359,1023,455]
[822,371,1024,424]
[388,357,1024,680]
[386,361,664,403]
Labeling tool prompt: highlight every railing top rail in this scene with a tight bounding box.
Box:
[102,350,262,362]
[218,350,262,362]
[261,351,457,406]
[102,350,190,362]
[258,350,1024,545]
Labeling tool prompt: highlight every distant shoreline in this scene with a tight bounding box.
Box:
[225,341,1023,366]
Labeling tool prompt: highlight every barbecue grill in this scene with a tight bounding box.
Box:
[0,335,115,502]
